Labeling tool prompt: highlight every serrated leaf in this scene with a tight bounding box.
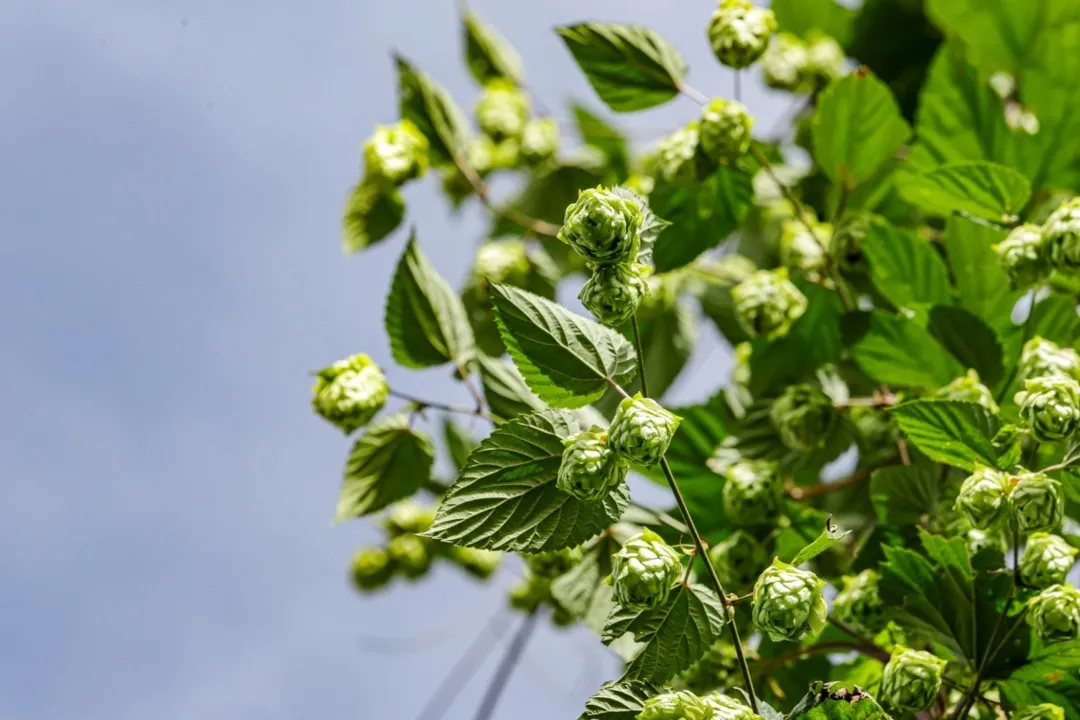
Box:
[581,681,663,720]
[943,215,1019,335]
[889,400,1001,471]
[385,234,475,369]
[927,305,1004,387]
[772,0,855,45]
[556,23,686,113]
[441,418,478,473]
[861,221,952,310]
[475,353,544,421]
[572,103,630,180]
[788,516,851,567]
[335,414,434,521]
[870,461,940,525]
[341,182,405,254]
[491,284,637,408]
[788,682,890,720]
[1000,639,1080,715]
[426,409,629,552]
[603,583,728,683]
[813,71,911,188]
[461,5,523,85]
[551,534,621,634]
[844,311,964,389]
[395,54,468,166]
[900,162,1032,223]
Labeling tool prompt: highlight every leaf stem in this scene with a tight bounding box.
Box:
[389,388,500,423]
[452,152,560,238]
[630,314,650,398]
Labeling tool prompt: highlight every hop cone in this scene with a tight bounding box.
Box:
[996,223,1049,288]
[351,547,393,591]
[1020,337,1080,382]
[382,501,437,536]
[707,0,777,69]
[472,240,530,286]
[311,353,389,434]
[1013,704,1066,720]
[1016,375,1080,441]
[879,647,947,712]
[751,558,828,642]
[678,641,742,694]
[649,123,701,184]
[703,693,762,720]
[832,569,887,636]
[609,394,682,467]
[1028,583,1080,644]
[851,406,896,452]
[363,120,429,187]
[699,97,754,161]
[762,33,809,92]
[709,530,769,590]
[612,528,683,610]
[779,218,831,272]
[933,369,999,412]
[770,384,837,452]
[525,547,583,579]
[964,526,1008,558]
[1011,472,1065,534]
[579,263,649,327]
[955,466,1011,530]
[386,534,431,579]
[520,117,558,165]
[1044,197,1080,273]
[475,79,528,142]
[556,427,629,501]
[1021,533,1079,589]
[558,187,643,266]
[449,546,502,580]
[722,460,783,526]
[802,32,846,91]
[486,136,521,170]
[731,268,808,339]
[637,690,712,720]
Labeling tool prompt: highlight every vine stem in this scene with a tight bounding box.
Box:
[452,152,560,237]
[472,610,540,720]
[389,388,500,423]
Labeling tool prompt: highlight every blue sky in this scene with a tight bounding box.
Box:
[0,1,785,717]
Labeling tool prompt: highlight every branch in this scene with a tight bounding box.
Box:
[788,467,872,500]
[389,388,501,423]
[472,610,540,720]
[452,152,560,237]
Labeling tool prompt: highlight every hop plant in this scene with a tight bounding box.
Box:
[954,466,1011,530]
[933,369,999,412]
[703,693,762,720]
[1016,375,1080,441]
[770,384,837,452]
[1044,197,1080,273]
[382,501,437,536]
[556,426,629,501]
[996,223,1049,288]
[650,123,701,184]
[311,353,389,434]
[762,33,809,92]
[520,117,558,165]
[609,394,682,467]
[963,526,1009,558]
[558,187,643,266]
[708,530,769,590]
[879,647,947,712]
[731,268,808,338]
[678,641,742,694]
[508,572,551,613]
[779,217,831,272]
[832,210,873,268]
[832,569,887,636]
[362,120,429,187]
[699,97,754,161]
[751,559,828,642]
[1021,533,1079,589]
[722,460,783,526]
[801,32,846,90]
[611,528,683,610]
[472,240,531,286]
[1011,472,1065,534]
[1013,704,1066,720]
[637,690,712,720]
[706,0,777,69]
[525,547,584,579]
[449,546,502,580]
[1028,583,1080,644]
[475,79,529,142]
[578,262,649,327]
[851,406,896,453]
[1020,337,1080,382]
[351,547,394,591]
[386,534,431,579]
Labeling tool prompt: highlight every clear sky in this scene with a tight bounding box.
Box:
[0,1,785,718]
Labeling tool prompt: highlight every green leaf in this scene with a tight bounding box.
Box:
[571,103,630,180]
[341,183,405,254]
[556,23,686,113]
[491,283,637,408]
[475,353,544,421]
[395,54,468,166]
[603,583,728,683]
[581,681,664,720]
[650,167,754,272]
[788,516,851,567]
[844,311,964,388]
[899,162,1032,223]
[385,234,475,369]
[788,682,890,720]
[551,534,621,634]
[1000,640,1080,715]
[943,215,1020,335]
[889,400,1002,471]
[441,418,478,473]
[871,461,940,526]
[812,71,911,188]
[461,5,523,85]
[927,305,1005,387]
[426,410,629,552]
[772,0,855,45]
[335,414,435,521]
[861,221,952,310]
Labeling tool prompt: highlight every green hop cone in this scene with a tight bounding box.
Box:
[732,268,808,339]
[699,97,754,161]
[779,218,831,273]
[832,569,887,636]
[520,117,558,166]
[472,240,531,286]
[678,641,742,694]
[933,369,999,412]
[525,547,584,579]
[964,526,1008,558]
[449,546,502,580]
[954,466,1011,530]
[879,647,947,712]
[386,533,431,579]
[1016,374,1080,442]
[1020,336,1080,383]
[637,690,712,720]
[722,460,783,526]
[362,120,429,187]
[1011,472,1065,534]
[579,263,649,327]
[770,384,837,452]
[996,223,1049,288]
[311,353,389,434]
[1044,197,1080,273]
[609,394,682,467]
[801,32,846,91]
[382,501,437,536]
[762,33,809,92]
[708,530,769,590]
[649,123,701,184]
[703,693,762,720]
[475,79,529,142]
[1028,583,1080,644]
[707,0,777,70]
[556,426,629,501]
[1013,704,1066,720]
[612,528,684,611]
[558,186,643,266]
[350,547,394,591]
[851,406,896,452]
[751,558,828,642]
[1021,533,1079,589]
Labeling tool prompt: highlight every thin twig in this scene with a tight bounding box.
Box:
[788,468,872,500]
[472,610,540,720]
[631,315,650,398]
[389,388,500,423]
[453,152,560,237]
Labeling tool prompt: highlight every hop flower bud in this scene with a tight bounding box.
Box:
[955,466,1011,530]
[1044,197,1080,273]
[770,384,837,452]
[851,406,896,452]
[557,427,629,501]
[351,547,393,591]
[1012,472,1065,535]
[648,123,701,184]
[703,693,761,720]
[612,528,684,610]
[779,218,831,273]
[1028,583,1080,644]
[699,98,754,161]
[472,240,531,287]
[732,268,808,338]
[707,0,777,70]
[1021,533,1079,589]
[933,370,999,412]
[879,647,947,712]
[449,546,502,580]
[525,546,584,579]
[802,32,846,91]
[311,353,389,434]
[996,223,1049,288]
[678,641,742,694]
[1020,337,1080,382]
[558,187,643,266]
[637,690,712,720]
[487,137,521,170]
[752,559,827,642]
[579,263,649,327]
[964,526,1008,558]
[362,120,429,187]
[508,572,551,612]
[520,117,558,166]
[832,569,887,636]
[763,33,809,92]
[722,460,783,526]
[609,394,682,467]
[383,501,437,536]
[386,534,431,579]
[1013,704,1066,720]
[1016,375,1080,442]
[708,530,769,590]
[475,80,529,142]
